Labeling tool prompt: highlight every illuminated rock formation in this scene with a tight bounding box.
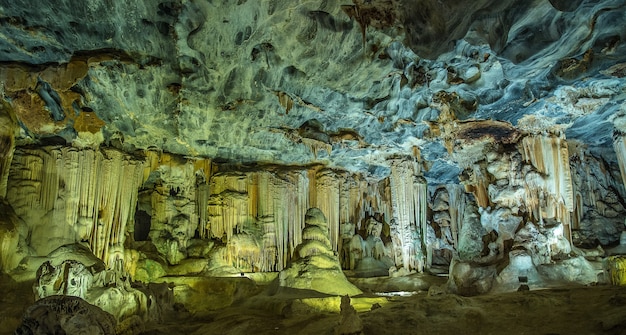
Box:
[275,208,362,296]
[6,147,144,266]
[388,158,427,272]
[137,151,211,265]
[349,217,394,277]
[30,254,168,329]
[520,132,574,242]
[428,185,468,267]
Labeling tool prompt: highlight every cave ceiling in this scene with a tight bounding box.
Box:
[0,0,625,183]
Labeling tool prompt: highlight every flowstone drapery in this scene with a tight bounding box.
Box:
[7,146,144,265]
[388,158,427,272]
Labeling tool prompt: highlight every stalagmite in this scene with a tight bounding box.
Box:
[274,208,362,296]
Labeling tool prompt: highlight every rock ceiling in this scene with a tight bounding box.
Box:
[0,0,625,183]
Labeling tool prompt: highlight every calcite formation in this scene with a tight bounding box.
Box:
[30,253,172,331]
[274,208,362,297]
[6,146,144,263]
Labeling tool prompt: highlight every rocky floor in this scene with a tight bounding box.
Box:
[144,285,626,335]
[2,272,626,335]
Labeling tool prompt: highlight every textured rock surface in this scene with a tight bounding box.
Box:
[0,0,623,181]
[14,295,116,335]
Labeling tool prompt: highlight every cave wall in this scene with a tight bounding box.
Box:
[1,129,624,289]
[0,0,625,294]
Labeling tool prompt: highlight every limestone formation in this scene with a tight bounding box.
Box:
[275,208,362,296]
[349,217,394,277]
[30,256,166,328]
[335,295,363,335]
[15,295,116,335]
[6,146,144,265]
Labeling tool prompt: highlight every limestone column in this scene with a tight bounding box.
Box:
[0,99,17,198]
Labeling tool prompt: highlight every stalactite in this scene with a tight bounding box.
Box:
[196,181,210,239]
[447,184,467,249]
[388,158,426,272]
[337,172,371,257]
[368,178,393,227]
[0,99,17,199]
[90,150,144,266]
[208,169,310,272]
[257,170,309,271]
[520,133,574,242]
[312,169,340,252]
[463,164,490,208]
[567,143,626,246]
[301,138,332,159]
[208,172,254,240]
[206,166,394,272]
[7,146,144,266]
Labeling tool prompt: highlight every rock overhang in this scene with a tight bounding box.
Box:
[0,0,625,185]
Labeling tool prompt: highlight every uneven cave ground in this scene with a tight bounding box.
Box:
[3,270,626,335]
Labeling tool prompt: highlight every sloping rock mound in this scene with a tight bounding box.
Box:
[15,295,116,335]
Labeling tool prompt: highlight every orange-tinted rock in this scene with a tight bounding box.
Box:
[0,65,38,92]
[40,60,88,91]
[74,111,106,133]
[11,91,60,134]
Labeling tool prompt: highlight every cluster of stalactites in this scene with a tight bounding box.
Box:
[141,151,213,264]
[256,170,309,271]
[207,170,309,272]
[7,146,144,267]
[388,159,427,272]
[207,168,385,272]
[520,133,574,240]
[0,100,17,199]
[430,184,468,251]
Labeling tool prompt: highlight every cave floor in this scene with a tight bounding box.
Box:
[145,284,626,335]
[2,273,626,335]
